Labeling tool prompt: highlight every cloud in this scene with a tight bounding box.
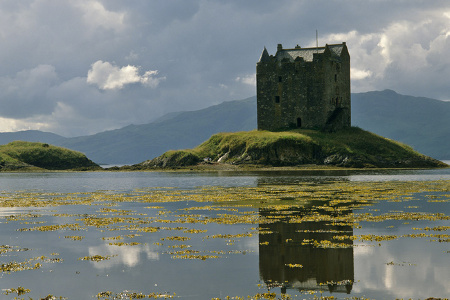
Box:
[73,0,125,32]
[324,10,450,96]
[1,1,450,135]
[87,60,165,90]
[0,63,166,136]
[351,68,373,80]
[0,117,44,133]
[235,74,256,86]
[0,65,59,118]
[45,76,166,136]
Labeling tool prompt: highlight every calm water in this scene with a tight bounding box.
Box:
[0,168,449,299]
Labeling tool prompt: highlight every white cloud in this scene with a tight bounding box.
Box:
[0,117,41,133]
[323,9,450,95]
[235,74,256,86]
[351,68,373,80]
[87,61,165,90]
[141,70,165,89]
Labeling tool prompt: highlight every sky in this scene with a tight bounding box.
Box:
[1,0,450,137]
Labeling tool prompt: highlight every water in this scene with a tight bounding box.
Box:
[0,168,449,299]
[0,166,449,192]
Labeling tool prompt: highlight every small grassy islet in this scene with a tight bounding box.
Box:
[0,141,100,171]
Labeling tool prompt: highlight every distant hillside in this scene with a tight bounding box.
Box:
[135,128,446,169]
[352,89,450,160]
[0,130,65,145]
[0,141,100,171]
[0,90,448,164]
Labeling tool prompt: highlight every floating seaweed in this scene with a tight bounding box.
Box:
[78,255,117,262]
[0,179,448,299]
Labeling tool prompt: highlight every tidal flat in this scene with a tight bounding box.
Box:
[0,170,449,299]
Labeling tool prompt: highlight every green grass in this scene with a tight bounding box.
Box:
[139,127,446,169]
[0,141,100,170]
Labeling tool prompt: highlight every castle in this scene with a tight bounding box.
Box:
[256,42,351,131]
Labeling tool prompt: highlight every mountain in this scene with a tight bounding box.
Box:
[0,90,448,164]
[0,130,65,146]
[351,89,450,160]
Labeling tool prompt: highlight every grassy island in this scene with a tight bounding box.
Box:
[0,141,100,171]
[134,128,447,170]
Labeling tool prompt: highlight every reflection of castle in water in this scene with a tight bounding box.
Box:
[259,202,354,294]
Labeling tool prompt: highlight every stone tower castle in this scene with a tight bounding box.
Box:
[256,42,351,131]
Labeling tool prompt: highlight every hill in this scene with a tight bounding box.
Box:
[0,141,100,171]
[134,128,446,169]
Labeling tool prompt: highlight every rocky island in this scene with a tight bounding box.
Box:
[132,128,447,170]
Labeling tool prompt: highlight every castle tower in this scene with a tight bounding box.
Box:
[256,42,351,131]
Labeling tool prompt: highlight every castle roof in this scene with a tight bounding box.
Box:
[274,43,346,62]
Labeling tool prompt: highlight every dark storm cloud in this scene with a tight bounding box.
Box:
[0,0,449,135]
[0,65,59,118]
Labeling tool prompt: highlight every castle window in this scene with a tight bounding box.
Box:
[278,76,282,82]
[275,96,280,103]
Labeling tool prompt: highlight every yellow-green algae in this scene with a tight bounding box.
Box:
[78,254,117,262]
[1,255,61,273]
[2,180,449,250]
[3,286,30,296]
[0,179,449,299]
[211,292,292,299]
[96,291,175,299]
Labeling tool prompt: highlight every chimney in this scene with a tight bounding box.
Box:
[277,44,283,52]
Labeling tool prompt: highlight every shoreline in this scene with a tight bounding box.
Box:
[103,162,450,172]
[1,161,448,173]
